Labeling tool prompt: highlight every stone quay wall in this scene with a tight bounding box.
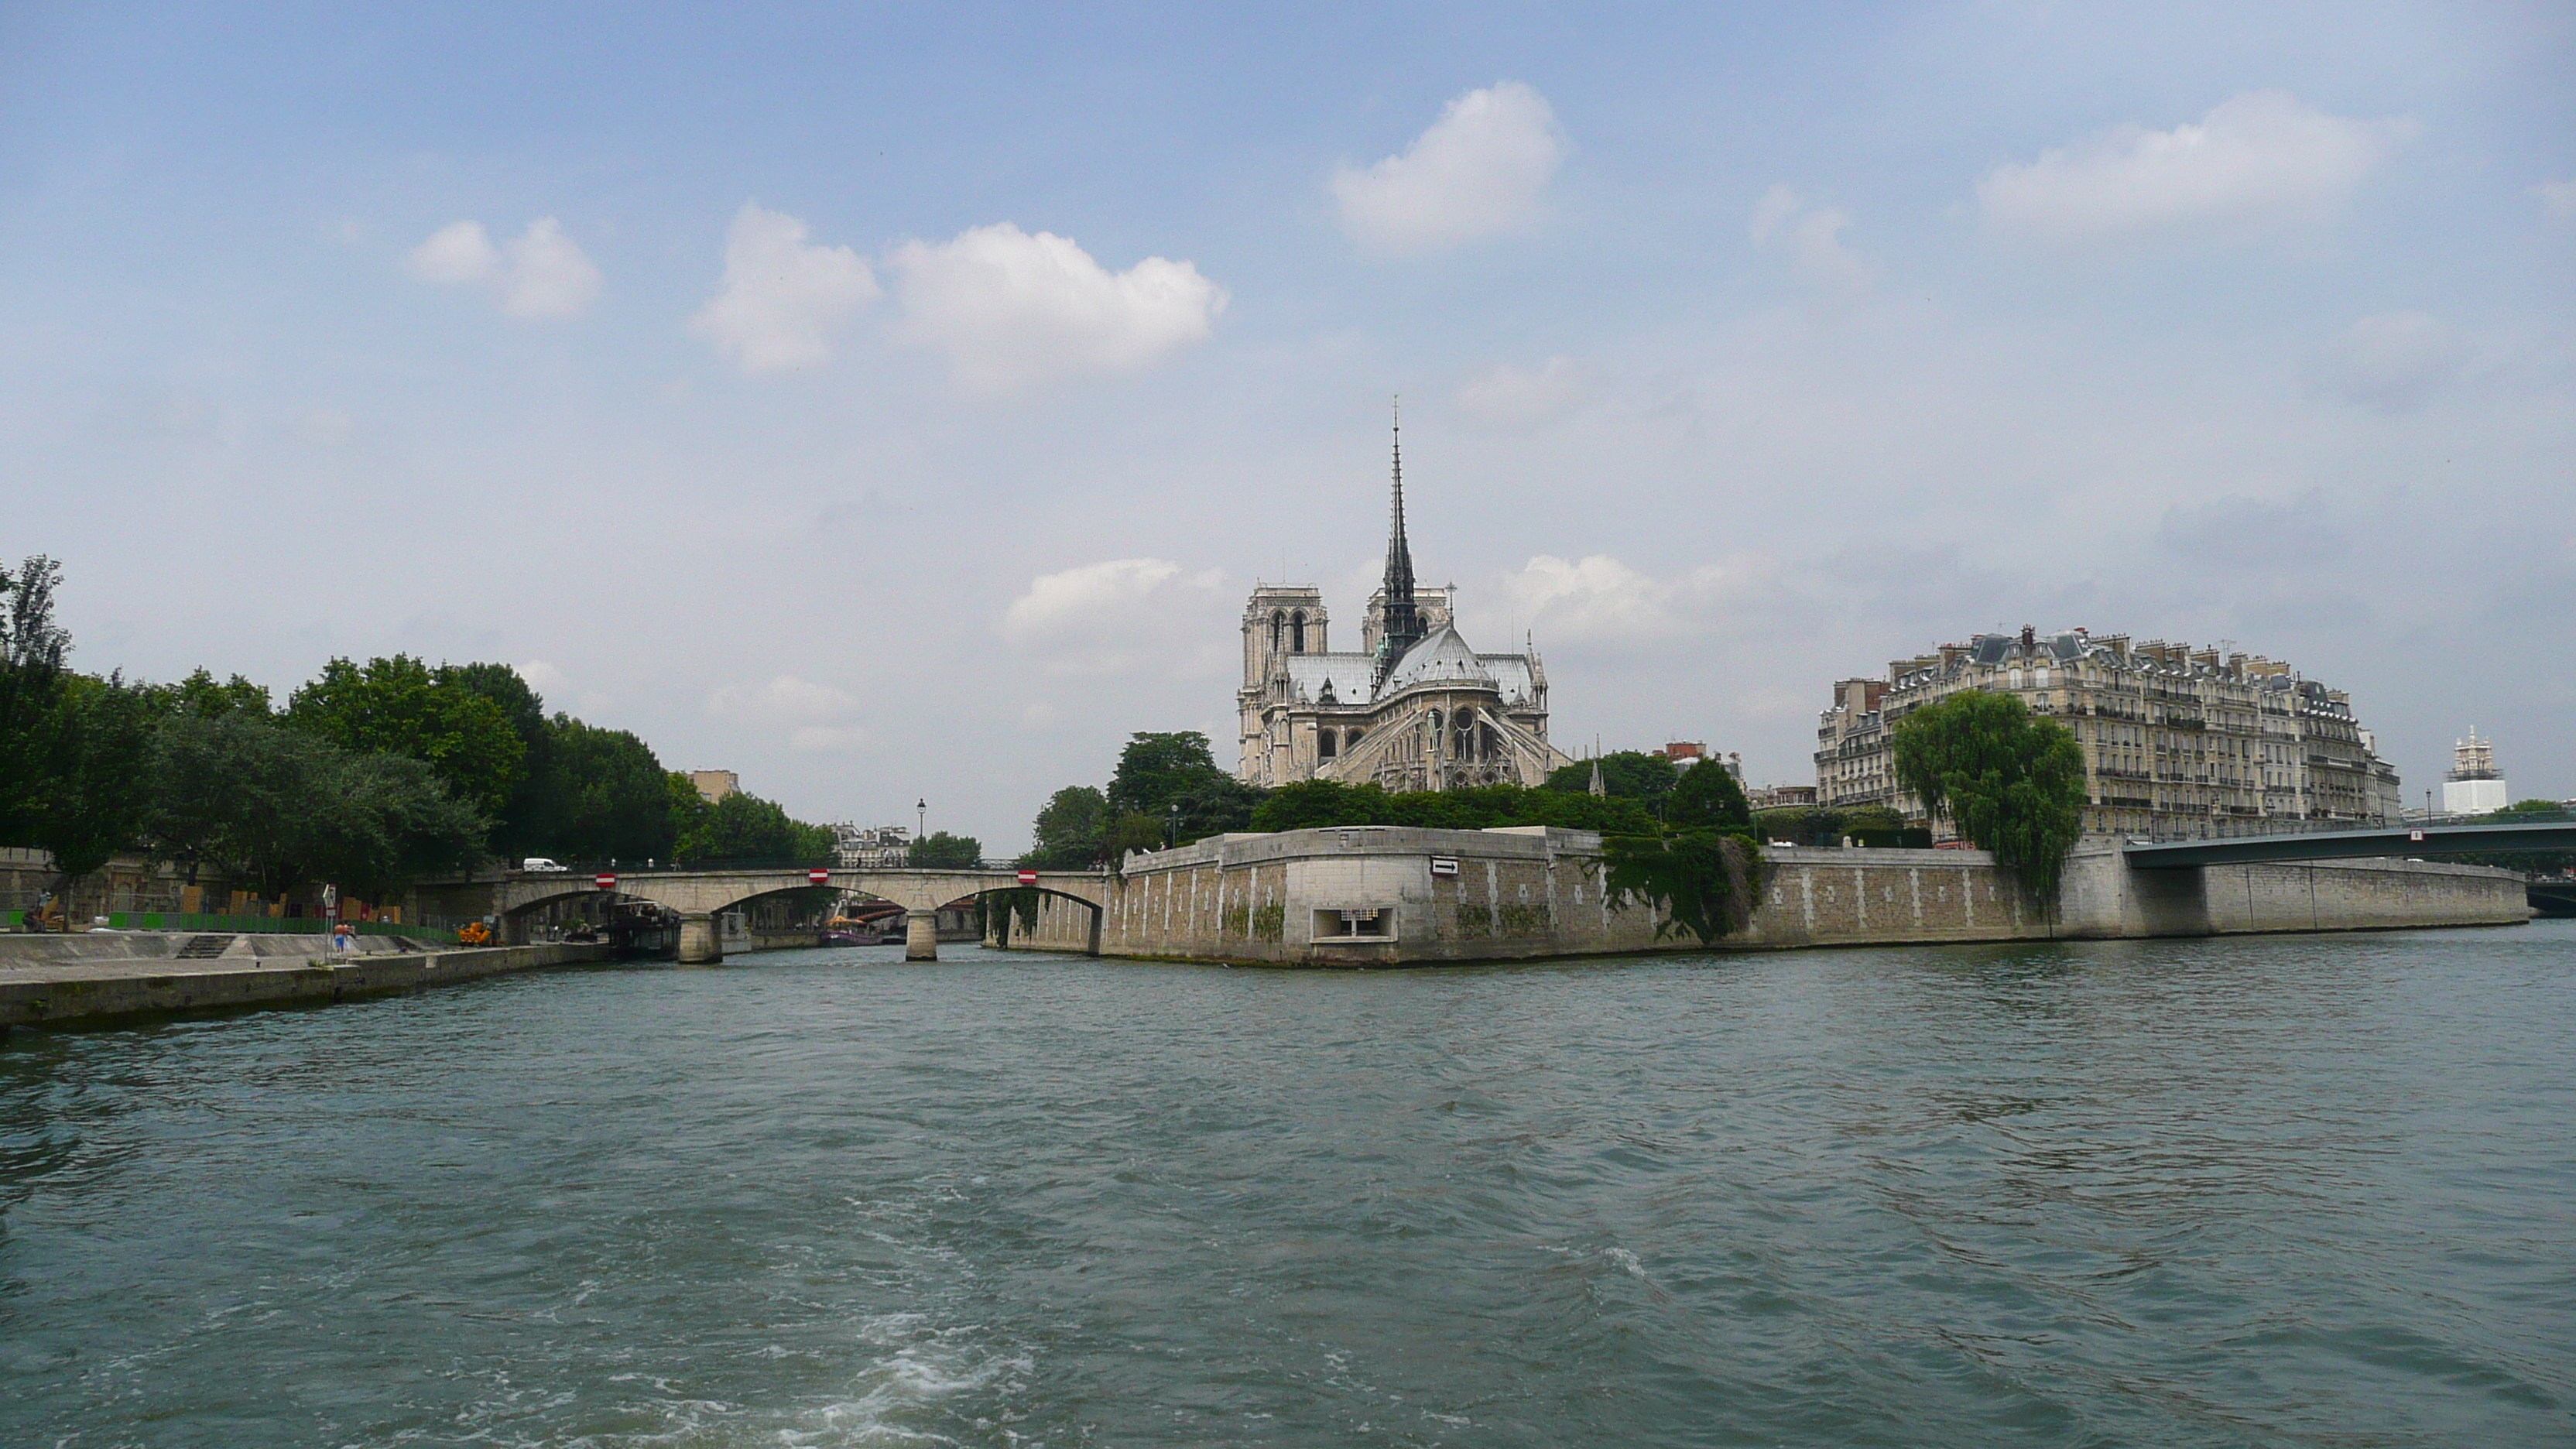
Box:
[990,827,2529,966]
[0,937,615,1032]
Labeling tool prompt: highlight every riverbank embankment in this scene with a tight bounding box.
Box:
[991,830,2532,964]
[0,935,615,1033]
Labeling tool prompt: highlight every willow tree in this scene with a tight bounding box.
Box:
[1892,690,2088,902]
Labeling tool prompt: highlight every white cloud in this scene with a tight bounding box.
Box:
[788,725,872,752]
[408,221,498,284]
[689,204,881,373]
[707,673,861,722]
[2534,178,2576,223]
[1499,554,1687,643]
[1978,91,2407,245]
[519,659,571,696]
[1000,557,1226,675]
[1457,356,1596,430]
[1748,184,1875,293]
[1491,553,1774,650]
[888,224,1225,390]
[2304,311,2466,413]
[406,218,601,317]
[1331,81,1567,255]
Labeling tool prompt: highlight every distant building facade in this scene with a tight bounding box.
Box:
[689,770,740,804]
[1815,626,2403,839]
[2441,728,2510,815]
[833,824,912,868]
[1236,418,1571,792]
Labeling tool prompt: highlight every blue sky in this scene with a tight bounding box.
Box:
[5,2,2571,844]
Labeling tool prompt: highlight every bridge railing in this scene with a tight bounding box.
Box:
[504,858,1103,878]
[2110,808,2574,845]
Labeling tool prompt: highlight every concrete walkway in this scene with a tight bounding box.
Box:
[0,935,615,1033]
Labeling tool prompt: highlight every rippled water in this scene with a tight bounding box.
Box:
[4,922,2573,1447]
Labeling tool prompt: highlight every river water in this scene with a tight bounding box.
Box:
[4,923,2572,1447]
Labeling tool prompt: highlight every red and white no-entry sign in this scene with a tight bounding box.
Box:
[1016,868,1038,885]
[594,873,616,890]
[808,868,831,885]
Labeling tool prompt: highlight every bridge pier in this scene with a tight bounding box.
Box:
[677,913,723,964]
[904,910,940,961]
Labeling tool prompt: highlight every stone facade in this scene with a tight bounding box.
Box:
[1817,628,2405,840]
[986,826,2528,964]
[1236,421,1570,792]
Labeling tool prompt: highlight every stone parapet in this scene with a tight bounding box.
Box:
[992,828,2530,966]
[0,940,615,1032]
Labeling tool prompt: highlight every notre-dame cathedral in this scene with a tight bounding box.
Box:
[1236,419,1571,792]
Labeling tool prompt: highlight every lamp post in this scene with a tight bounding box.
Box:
[916,797,927,844]
[1166,801,1180,848]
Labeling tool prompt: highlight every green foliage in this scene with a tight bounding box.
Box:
[667,771,712,849]
[1665,762,1752,829]
[25,673,159,885]
[907,831,983,868]
[1101,813,1166,865]
[678,789,835,862]
[164,667,271,719]
[438,661,552,855]
[1038,731,1266,863]
[525,716,677,861]
[1601,830,1759,946]
[1753,804,1914,846]
[144,711,484,897]
[1543,750,1680,802]
[1249,779,1658,835]
[2508,800,2561,814]
[0,554,70,840]
[284,655,528,817]
[1024,785,1109,868]
[1892,690,2087,901]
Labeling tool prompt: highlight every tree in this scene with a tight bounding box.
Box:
[1544,750,1680,803]
[678,790,833,862]
[1026,785,1109,868]
[165,666,270,719]
[1248,779,1657,835]
[907,831,983,868]
[284,655,527,819]
[0,554,70,841]
[146,711,485,898]
[438,662,551,856]
[1100,813,1167,865]
[25,673,159,897]
[523,716,677,861]
[1665,761,1752,830]
[1106,731,1230,816]
[1892,690,2087,901]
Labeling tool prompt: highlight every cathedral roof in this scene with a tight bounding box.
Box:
[1385,622,1495,691]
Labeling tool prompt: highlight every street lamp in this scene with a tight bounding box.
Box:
[916,797,927,843]
[1166,801,1180,848]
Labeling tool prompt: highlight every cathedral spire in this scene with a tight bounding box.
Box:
[1375,397,1424,683]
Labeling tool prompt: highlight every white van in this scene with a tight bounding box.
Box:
[520,858,570,872]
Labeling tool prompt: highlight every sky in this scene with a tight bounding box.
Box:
[3,2,2571,849]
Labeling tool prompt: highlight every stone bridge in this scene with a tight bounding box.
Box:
[492,867,1109,963]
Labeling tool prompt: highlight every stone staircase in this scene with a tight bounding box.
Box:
[174,934,235,960]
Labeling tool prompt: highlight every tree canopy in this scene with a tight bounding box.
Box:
[284,655,528,817]
[1024,786,1110,868]
[1249,779,1659,835]
[1891,690,2087,900]
[907,831,984,868]
[674,787,836,862]
[1543,750,1680,803]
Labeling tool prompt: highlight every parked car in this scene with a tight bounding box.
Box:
[520,858,570,872]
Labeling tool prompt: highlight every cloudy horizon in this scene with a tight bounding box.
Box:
[5,4,2570,848]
